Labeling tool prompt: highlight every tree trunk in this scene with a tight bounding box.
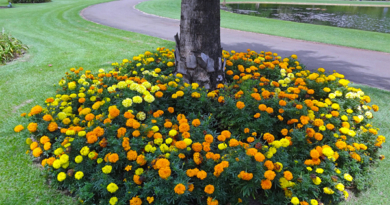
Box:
[174,0,225,90]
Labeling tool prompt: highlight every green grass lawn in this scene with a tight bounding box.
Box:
[137,0,390,53]
[0,0,389,204]
[223,0,390,6]
[0,0,173,204]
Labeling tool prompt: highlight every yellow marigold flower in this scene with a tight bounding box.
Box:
[344,173,353,181]
[102,165,112,174]
[107,183,119,193]
[323,187,334,194]
[146,196,154,204]
[310,199,318,205]
[109,197,118,205]
[291,197,300,205]
[75,171,84,180]
[57,172,66,182]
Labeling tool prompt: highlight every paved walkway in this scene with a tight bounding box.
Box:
[81,0,390,90]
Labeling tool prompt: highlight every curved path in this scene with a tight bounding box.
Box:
[81,0,390,90]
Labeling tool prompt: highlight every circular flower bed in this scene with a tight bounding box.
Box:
[15,48,386,205]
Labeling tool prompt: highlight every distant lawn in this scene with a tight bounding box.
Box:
[223,0,390,6]
[137,0,390,53]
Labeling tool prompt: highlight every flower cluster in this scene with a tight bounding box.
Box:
[15,48,386,205]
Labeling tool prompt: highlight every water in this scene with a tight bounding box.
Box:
[224,3,390,33]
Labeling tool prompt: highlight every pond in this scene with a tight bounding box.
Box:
[223,3,390,33]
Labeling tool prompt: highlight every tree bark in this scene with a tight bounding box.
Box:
[174,0,225,90]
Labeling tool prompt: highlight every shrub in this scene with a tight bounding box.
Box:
[15,48,386,205]
[0,29,28,64]
[9,0,50,3]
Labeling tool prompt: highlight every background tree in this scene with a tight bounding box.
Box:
[174,0,225,90]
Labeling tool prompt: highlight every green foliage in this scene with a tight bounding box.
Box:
[0,29,28,64]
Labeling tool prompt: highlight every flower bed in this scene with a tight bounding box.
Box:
[0,30,28,64]
[14,48,386,205]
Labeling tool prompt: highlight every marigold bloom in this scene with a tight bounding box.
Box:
[14,125,24,132]
[204,184,215,194]
[174,184,186,195]
[261,179,272,189]
[159,167,171,179]
[236,101,245,109]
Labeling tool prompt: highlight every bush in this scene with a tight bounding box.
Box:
[14,48,386,205]
[0,29,28,64]
[9,0,50,3]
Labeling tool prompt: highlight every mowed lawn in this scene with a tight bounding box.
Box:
[0,0,388,204]
[137,0,390,53]
[0,0,173,204]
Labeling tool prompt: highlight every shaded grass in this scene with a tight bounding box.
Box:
[137,0,390,53]
[0,0,173,204]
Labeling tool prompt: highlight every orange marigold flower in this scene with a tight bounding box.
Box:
[264,160,274,170]
[159,167,171,179]
[255,152,265,162]
[188,184,195,192]
[155,91,163,98]
[175,141,187,149]
[136,155,147,166]
[264,170,276,180]
[14,125,24,132]
[108,106,120,119]
[192,143,203,152]
[263,133,275,143]
[246,148,258,156]
[197,170,207,180]
[221,130,231,138]
[229,139,239,147]
[127,150,138,161]
[236,101,245,109]
[108,153,119,163]
[85,113,95,121]
[174,184,186,195]
[155,158,170,169]
[133,175,142,185]
[310,149,320,159]
[40,136,50,144]
[205,134,214,143]
[117,127,127,138]
[124,111,135,119]
[314,133,323,141]
[179,123,190,133]
[254,113,261,118]
[238,171,253,181]
[27,123,38,133]
[87,134,98,144]
[261,179,272,189]
[204,185,215,194]
[42,114,53,122]
[192,119,201,127]
[32,147,43,157]
[29,105,43,115]
[47,122,58,132]
[44,142,51,150]
[284,171,293,180]
[217,135,226,142]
